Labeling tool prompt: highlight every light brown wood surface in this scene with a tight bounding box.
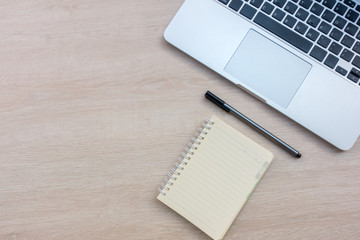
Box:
[0,1,359,239]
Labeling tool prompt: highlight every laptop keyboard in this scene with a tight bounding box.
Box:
[218,0,360,86]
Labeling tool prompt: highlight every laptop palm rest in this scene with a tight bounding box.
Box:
[225,29,312,108]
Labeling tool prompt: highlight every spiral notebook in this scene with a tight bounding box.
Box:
[157,115,274,240]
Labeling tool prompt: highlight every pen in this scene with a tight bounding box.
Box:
[205,91,302,158]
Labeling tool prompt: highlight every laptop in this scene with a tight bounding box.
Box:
[165,0,360,150]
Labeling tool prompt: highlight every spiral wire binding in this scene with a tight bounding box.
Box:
[158,118,215,196]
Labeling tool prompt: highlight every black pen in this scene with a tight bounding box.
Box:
[205,91,302,158]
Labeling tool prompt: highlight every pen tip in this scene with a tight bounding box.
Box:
[296,153,302,158]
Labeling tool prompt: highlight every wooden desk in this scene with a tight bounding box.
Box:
[0,1,359,239]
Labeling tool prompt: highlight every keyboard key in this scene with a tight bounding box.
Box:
[334,3,348,15]
[324,54,339,68]
[351,68,360,77]
[296,8,310,21]
[299,0,313,9]
[306,28,320,41]
[254,12,313,53]
[310,46,327,61]
[345,10,359,23]
[219,0,231,4]
[318,35,331,48]
[250,0,264,8]
[322,9,336,22]
[240,4,257,19]
[353,41,360,54]
[273,0,287,8]
[307,15,321,28]
[230,0,244,11]
[347,73,359,83]
[352,55,360,68]
[273,8,286,21]
[329,42,343,55]
[330,28,344,41]
[285,2,298,14]
[334,16,347,29]
[340,49,355,61]
[284,15,297,28]
[345,23,359,36]
[310,3,324,16]
[341,35,355,48]
[318,21,332,34]
[295,22,309,34]
[322,0,336,9]
[344,0,356,8]
[336,66,348,76]
[261,2,275,14]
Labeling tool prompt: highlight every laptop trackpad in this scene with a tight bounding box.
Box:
[225,29,312,108]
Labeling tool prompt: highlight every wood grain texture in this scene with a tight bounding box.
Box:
[0,1,359,239]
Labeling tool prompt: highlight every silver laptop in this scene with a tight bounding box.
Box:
[165,0,360,150]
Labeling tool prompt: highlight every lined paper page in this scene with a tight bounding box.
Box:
[157,115,273,240]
